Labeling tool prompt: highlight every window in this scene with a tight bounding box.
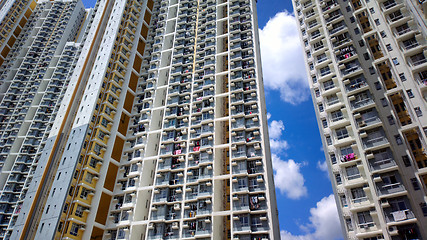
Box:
[374,82,381,90]
[239,215,249,226]
[354,28,360,34]
[346,166,360,180]
[406,90,414,98]
[345,218,353,231]
[238,178,246,189]
[331,110,343,122]
[381,98,388,107]
[350,16,355,23]
[351,188,366,202]
[322,119,328,128]
[386,44,392,51]
[346,6,351,12]
[374,19,380,25]
[340,146,353,156]
[330,154,337,164]
[369,8,375,13]
[315,89,320,97]
[312,75,318,83]
[369,67,375,75]
[319,66,331,76]
[323,80,335,90]
[326,136,332,145]
[75,205,84,217]
[85,172,94,184]
[382,174,398,186]
[318,103,324,112]
[402,155,411,167]
[251,216,262,227]
[357,211,373,226]
[380,31,387,38]
[336,127,349,140]
[414,107,422,117]
[80,188,89,200]
[335,174,342,184]
[411,178,420,190]
[359,40,365,47]
[395,135,403,145]
[327,94,339,105]
[340,195,348,207]
[387,115,395,125]
[389,198,407,211]
[399,73,406,81]
[392,58,399,65]
[363,53,370,60]
[70,223,79,236]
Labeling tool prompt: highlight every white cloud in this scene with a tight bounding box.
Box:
[281,194,343,240]
[268,119,289,153]
[259,11,309,105]
[269,120,285,139]
[317,161,328,173]
[281,231,312,240]
[270,139,289,153]
[272,154,307,199]
[267,112,272,120]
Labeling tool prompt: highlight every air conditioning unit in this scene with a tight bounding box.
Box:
[172,222,179,229]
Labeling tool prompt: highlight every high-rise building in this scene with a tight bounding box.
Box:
[293,0,427,238]
[0,0,280,239]
[0,0,87,238]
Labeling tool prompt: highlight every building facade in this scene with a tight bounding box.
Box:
[0,0,280,239]
[292,0,427,239]
[0,0,87,238]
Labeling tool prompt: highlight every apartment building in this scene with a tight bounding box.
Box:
[0,0,279,239]
[0,0,87,239]
[293,0,427,239]
[0,0,37,72]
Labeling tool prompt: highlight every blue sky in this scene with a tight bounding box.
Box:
[81,0,343,239]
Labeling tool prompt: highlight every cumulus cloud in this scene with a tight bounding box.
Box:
[269,120,285,139]
[281,194,343,240]
[270,139,289,153]
[272,154,307,199]
[259,11,309,105]
[317,161,328,173]
[268,119,289,153]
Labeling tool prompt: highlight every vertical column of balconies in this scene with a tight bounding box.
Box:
[0,2,39,85]
[145,0,196,239]
[228,1,270,239]
[4,43,81,239]
[0,0,35,71]
[0,5,44,238]
[56,1,146,239]
[100,0,156,239]
[372,0,427,182]
[0,2,84,238]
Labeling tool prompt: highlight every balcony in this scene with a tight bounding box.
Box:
[409,53,427,68]
[362,130,388,149]
[355,108,381,128]
[350,92,374,110]
[345,76,368,93]
[368,155,396,172]
[376,182,405,197]
[385,209,415,223]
